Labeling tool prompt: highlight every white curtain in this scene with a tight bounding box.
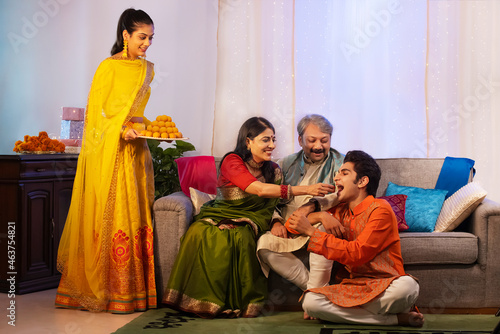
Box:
[211,0,500,201]
[212,0,427,157]
[294,0,427,157]
[211,0,295,158]
[427,0,500,201]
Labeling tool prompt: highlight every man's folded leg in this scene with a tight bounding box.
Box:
[302,291,398,326]
[363,275,420,314]
[307,225,334,290]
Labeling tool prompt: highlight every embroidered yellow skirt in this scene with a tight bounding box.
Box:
[55,138,156,313]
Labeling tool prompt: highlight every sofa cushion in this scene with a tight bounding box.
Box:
[386,182,448,232]
[175,156,217,197]
[435,156,475,199]
[434,182,487,232]
[378,194,409,232]
[189,187,216,216]
[400,232,478,265]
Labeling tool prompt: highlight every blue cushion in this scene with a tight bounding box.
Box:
[386,182,448,232]
[435,157,475,199]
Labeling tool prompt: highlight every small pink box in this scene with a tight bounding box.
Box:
[60,139,82,147]
[62,107,85,121]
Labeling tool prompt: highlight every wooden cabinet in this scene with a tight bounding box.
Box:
[0,154,79,294]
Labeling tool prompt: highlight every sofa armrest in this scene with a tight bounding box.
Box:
[153,191,194,227]
[469,197,500,306]
[153,191,194,299]
[470,198,500,265]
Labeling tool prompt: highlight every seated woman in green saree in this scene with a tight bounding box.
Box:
[163,117,333,318]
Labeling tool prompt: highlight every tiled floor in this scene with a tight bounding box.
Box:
[0,289,141,334]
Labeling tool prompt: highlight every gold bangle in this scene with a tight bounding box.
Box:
[121,126,130,139]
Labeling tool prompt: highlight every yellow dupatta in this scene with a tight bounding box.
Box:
[57,56,154,312]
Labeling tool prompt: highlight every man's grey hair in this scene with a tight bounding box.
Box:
[297,114,333,137]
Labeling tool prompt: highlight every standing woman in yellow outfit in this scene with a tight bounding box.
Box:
[55,8,157,313]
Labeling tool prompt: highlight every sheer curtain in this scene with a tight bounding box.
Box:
[294,0,427,156]
[212,0,499,201]
[212,0,427,158]
[211,0,295,158]
[427,0,500,201]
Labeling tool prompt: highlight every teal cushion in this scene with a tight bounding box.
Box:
[385,182,448,232]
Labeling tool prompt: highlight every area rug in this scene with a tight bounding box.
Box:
[112,308,498,334]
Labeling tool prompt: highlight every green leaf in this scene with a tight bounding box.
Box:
[147,140,196,200]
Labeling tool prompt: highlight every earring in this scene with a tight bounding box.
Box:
[122,40,128,58]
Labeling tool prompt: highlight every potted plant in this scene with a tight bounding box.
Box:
[147,139,195,199]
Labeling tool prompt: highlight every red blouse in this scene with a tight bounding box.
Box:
[217,154,259,190]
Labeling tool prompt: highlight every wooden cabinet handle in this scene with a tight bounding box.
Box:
[51,219,55,239]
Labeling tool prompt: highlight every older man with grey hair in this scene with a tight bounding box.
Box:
[257,114,344,317]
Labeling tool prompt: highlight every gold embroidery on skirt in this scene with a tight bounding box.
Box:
[163,289,221,316]
[242,302,264,317]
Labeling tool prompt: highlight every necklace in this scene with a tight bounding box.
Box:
[247,158,264,169]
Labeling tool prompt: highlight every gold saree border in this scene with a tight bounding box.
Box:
[163,289,264,318]
[163,289,222,318]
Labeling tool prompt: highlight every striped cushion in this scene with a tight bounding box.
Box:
[434,182,487,232]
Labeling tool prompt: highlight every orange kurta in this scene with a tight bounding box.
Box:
[306,196,406,307]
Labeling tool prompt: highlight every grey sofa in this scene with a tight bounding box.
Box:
[153,158,500,311]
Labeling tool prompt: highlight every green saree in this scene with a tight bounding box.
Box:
[163,161,281,318]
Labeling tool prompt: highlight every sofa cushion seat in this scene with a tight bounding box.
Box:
[400,232,478,265]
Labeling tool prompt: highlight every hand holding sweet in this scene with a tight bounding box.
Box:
[307,183,336,197]
[123,128,139,141]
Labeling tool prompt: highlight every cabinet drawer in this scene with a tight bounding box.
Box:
[20,161,56,178]
[55,159,78,177]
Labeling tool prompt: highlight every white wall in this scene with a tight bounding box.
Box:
[0,0,218,155]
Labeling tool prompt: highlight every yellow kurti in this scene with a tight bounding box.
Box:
[55,55,157,313]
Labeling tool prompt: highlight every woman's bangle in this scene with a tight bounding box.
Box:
[121,126,130,139]
[280,184,292,199]
[280,184,288,199]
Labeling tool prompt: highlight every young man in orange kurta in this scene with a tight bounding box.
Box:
[288,150,424,327]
